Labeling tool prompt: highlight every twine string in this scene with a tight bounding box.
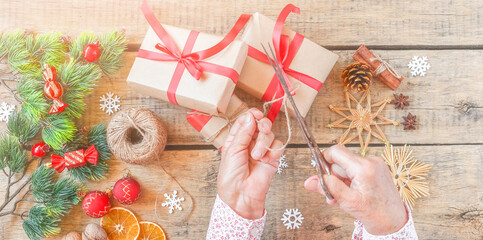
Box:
[262,84,301,152]
[107,108,167,165]
[369,50,402,79]
[188,102,248,143]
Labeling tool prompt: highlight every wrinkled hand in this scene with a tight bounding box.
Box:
[217,108,284,219]
[304,145,407,235]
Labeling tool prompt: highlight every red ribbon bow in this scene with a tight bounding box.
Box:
[248,4,323,122]
[51,145,98,173]
[137,0,251,105]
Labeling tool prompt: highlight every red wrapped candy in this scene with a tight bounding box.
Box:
[43,64,68,114]
[50,145,98,173]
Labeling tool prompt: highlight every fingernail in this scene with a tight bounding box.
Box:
[245,113,253,125]
[252,149,260,159]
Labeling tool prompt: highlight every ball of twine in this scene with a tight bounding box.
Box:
[107,108,167,165]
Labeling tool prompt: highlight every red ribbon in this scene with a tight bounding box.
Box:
[248,4,323,122]
[51,145,98,173]
[138,0,251,105]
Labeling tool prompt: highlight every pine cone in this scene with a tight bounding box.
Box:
[342,62,373,92]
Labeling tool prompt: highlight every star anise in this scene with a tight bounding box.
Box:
[402,112,417,130]
[391,93,409,109]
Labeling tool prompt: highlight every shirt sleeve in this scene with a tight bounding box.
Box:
[206,195,266,240]
[352,204,418,240]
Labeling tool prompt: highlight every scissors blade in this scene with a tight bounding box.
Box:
[261,43,334,200]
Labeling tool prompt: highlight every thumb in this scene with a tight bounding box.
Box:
[304,175,357,205]
[323,174,359,205]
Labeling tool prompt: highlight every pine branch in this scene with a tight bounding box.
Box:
[41,114,76,150]
[7,111,41,144]
[66,124,111,182]
[0,134,27,173]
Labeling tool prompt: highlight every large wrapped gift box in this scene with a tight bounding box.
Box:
[127,1,249,115]
[237,5,338,121]
[187,95,248,150]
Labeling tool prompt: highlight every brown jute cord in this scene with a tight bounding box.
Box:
[107,108,167,165]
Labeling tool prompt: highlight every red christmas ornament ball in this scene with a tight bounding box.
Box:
[112,177,141,205]
[82,191,111,218]
[83,41,101,62]
[31,142,50,157]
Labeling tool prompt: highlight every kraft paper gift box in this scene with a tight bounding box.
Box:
[187,95,248,150]
[237,5,338,121]
[127,1,249,115]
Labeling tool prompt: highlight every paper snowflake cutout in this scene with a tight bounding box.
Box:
[382,144,432,209]
[281,208,304,229]
[277,154,288,174]
[161,190,185,214]
[0,102,15,122]
[408,56,431,76]
[100,92,121,115]
[310,159,317,168]
[327,89,399,156]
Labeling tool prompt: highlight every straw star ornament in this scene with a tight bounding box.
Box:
[382,144,432,209]
[327,89,398,156]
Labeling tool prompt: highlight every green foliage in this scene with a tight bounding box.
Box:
[0,134,27,173]
[69,30,127,74]
[26,166,84,239]
[0,30,126,239]
[58,59,102,118]
[67,124,111,182]
[31,166,55,203]
[22,205,61,240]
[97,30,127,74]
[41,114,76,150]
[7,111,40,143]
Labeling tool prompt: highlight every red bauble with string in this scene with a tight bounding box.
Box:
[112,176,141,205]
[82,191,111,218]
[83,41,101,62]
[31,142,50,157]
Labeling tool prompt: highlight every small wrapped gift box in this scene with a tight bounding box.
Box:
[127,1,250,115]
[187,95,248,150]
[237,4,338,121]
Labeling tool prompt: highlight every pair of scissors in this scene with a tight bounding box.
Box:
[261,43,334,201]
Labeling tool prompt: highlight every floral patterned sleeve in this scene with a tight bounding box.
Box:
[206,195,266,240]
[352,204,418,240]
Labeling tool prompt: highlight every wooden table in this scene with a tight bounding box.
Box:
[0,0,482,239]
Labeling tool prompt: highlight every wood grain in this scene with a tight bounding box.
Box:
[0,0,482,47]
[4,50,478,148]
[0,146,480,239]
[0,0,482,239]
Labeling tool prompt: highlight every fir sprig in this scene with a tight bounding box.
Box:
[0,135,27,173]
[7,111,41,144]
[67,124,111,182]
[0,29,126,240]
[41,114,76,150]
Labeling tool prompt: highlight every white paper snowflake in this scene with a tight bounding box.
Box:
[281,208,304,229]
[161,190,185,214]
[277,154,288,174]
[408,56,431,77]
[310,159,317,168]
[99,92,121,115]
[0,102,15,122]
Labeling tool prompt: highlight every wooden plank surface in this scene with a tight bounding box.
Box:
[0,0,482,239]
[0,146,481,239]
[0,0,482,47]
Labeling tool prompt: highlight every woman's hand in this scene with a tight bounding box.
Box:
[217,108,284,219]
[304,144,408,235]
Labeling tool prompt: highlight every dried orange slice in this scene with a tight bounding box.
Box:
[100,207,140,240]
[138,221,166,240]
